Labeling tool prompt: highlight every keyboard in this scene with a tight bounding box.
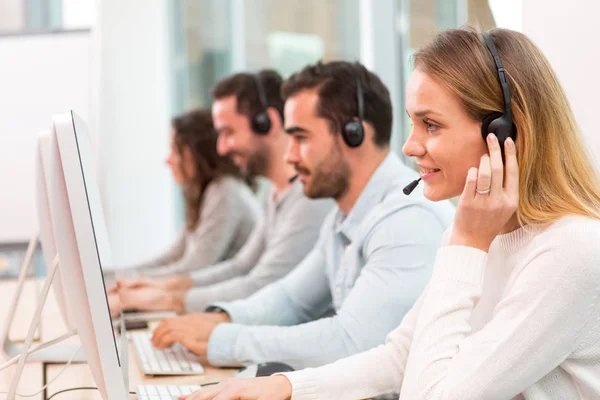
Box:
[136,385,202,399]
[130,332,205,375]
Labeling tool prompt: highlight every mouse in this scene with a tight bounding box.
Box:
[233,362,295,379]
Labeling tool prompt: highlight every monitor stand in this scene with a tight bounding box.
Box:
[0,233,84,365]
[2,234,132,399]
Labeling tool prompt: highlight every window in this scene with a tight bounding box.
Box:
[170,0,360,114]
[0,0,93,35]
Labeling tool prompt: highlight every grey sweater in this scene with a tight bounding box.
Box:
[123,176,261,277]
[185,180,333,312]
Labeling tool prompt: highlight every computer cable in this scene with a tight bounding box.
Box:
[0,345,80,398]
[46,387,136,399]
[0,330,77,372]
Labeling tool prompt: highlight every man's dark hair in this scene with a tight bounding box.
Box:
[281,61,393,148]
[211,69,284,125]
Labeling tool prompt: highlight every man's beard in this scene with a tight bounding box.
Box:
[300,143,350,200]
[240,145,269,179]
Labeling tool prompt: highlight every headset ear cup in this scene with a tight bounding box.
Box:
[342,121,364,148]
[481,112,503,141]
[252,112,271,135]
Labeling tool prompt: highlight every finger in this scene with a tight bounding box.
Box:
[477,154,491,193]
[108,295,121,317]
[117,289,134,306]
[503,137,519,195]
[462,167,478,201]
[153,328,177,348]
[178,335,208,355]
[487,133,504,193]
[213,388,243,400]
[156,325,199,348]
[151,319,172,345]
[182,386,225,400]
[106,283,118,293]
[154,331,180,348]
[121,279,145,289]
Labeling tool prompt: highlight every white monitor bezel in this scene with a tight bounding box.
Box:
[49,111,128,399]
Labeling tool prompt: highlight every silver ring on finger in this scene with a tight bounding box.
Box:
[476,187,491,195]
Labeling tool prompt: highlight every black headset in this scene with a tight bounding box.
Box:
[481,32,517,152]
[341,63,366,148]
[251,73,272,135]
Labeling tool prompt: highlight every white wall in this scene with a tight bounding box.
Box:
[0,32,90,243]
[489,0,522,32]
[523,0,600,164]
[0,0,23,32]
[62,0,96,29]
[95,0,177,266]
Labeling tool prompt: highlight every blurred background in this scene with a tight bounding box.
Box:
[0,0,595,278]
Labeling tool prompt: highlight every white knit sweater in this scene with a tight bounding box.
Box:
[283,215,600,400]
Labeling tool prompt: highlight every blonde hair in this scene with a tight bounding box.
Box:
[414,27,600,226]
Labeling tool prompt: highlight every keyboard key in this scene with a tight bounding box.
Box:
[160,361,172,371]
[191,363,204,373]
[145,386,158,395]
[137,386,202,400]
[157,386,169,396]
[133,333,205,375]
[168,386,181,396]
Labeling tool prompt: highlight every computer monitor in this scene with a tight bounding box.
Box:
[46,111,129,399]
[1,130,83,363]
[36,129,77,332]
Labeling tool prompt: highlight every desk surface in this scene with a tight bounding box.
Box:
[1,279,236,399]
[0,280,44,400]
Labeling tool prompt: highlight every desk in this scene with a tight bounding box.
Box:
[1,279,236,400]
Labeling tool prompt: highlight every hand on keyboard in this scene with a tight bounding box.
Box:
[131,332,205,375]
[151,313,229,356]
[119,286,186,313]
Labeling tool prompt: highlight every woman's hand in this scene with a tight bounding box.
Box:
[179,376,293,400]
[449,134,519,252]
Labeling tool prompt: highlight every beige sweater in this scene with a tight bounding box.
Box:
[284,215,600,400]
[123,176,261,277]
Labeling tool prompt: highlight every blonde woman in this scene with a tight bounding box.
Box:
[183,27,600,400]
